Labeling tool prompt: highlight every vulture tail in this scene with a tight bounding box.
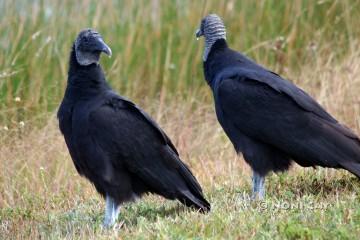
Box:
[175,157,211,212]
[179,189,211,212]
[340,161,360,178]
[323,121,360,179]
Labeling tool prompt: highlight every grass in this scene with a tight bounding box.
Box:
[1,0,360,239]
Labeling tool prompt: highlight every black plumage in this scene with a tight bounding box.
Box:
[196,14,360,198]
[58,29,210,226]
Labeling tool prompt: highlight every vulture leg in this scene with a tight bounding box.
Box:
[103,195,120,227]
[251,171,265,200]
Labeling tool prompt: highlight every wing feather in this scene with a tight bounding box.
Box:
[215,75,360,167]
[214,66,337,123]
[87,95,204,197]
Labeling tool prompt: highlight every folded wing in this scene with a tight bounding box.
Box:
[215,70,360,176]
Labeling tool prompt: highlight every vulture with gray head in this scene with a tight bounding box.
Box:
[196,14,360,199]
[58,29,210,227]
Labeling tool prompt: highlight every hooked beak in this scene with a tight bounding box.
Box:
[195,29,203,39]
[96,37,112,57]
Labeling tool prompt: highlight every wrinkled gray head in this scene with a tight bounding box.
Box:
[195,14,226,61]
[74,29,112,66]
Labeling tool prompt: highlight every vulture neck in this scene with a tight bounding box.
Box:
[66,45,110,100]
[203,39,229,86]
[203,34,226,62]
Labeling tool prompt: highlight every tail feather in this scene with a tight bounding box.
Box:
[179,190,211,212]
[307,118,360,178]
[340,161,360,178]
[174,156,211,212]
[325,122,360,178]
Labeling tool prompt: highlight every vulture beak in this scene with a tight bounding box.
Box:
[195,29,203,40]
[96,37,112,57]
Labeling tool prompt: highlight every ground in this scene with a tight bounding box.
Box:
[1,1,360,238]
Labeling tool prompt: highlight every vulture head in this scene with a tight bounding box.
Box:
[74,28,112,66]
[195,14,227,61]
[195,14,226,40]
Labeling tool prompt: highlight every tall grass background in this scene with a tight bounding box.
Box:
[1,0,359,124]
[1,0,360,238]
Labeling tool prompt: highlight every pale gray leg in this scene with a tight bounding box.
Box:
[251,171,265,200]
[103,195,120,228]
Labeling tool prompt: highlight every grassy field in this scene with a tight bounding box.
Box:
[1,0,360,239]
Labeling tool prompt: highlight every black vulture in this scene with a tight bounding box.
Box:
[195,14,360,199]
[57,29,210,227]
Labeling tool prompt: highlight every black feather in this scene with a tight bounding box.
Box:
[58,45,210,212]
[204,39,360,177]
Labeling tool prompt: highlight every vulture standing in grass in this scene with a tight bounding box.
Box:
[196,14,360,199]
[58,29,210,227]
